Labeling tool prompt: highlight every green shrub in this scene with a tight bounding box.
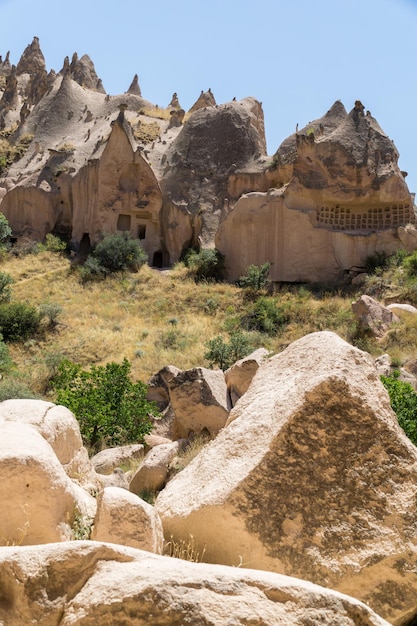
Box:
[237,263,271,291]
[0,213,11,244]
[52,358,157,452]
[0,302,41,341]
[79,255,106,282]
[381,374,417,445]
[365,250,389,274]
[0,272,14,303]
[185,248,225,282]
[204,331,252,370]
[0,377,39,401]
[42,234,67,253]
[243,296,289,335]
[92,232,148,273]
[404,252,417,278]
[39,303,63,329]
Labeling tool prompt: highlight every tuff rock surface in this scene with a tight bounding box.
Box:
[1,40,414,281]
[0,541,391,625]
[155,331,417,624]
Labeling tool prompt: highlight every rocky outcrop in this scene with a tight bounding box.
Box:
[188,88,216,113]
[216,100,415,282]
[60,52,105,93]
[129,441,184,494]
[352,294,400,337]
[126,73,141,96]
[91,443,145,474]
[91,487,164,552]
[15,36,46,76]
[0,541,391,625]
[156,331,417,624]
[225,347,269,406]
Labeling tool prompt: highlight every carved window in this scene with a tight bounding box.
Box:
[117,214,131,231]
[138,224,146,240]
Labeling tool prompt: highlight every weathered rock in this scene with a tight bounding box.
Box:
[0,541,391,625]
[146,364,181,410]
[225,347,269,406]
[188,88,216,113]
[352,294,399,337]
[98,467,129,489]
[0,421,95,545]
[91,487,164,552]
[67,52,105,93]
[126,73,141,96]
[15,36,46,76]
[129,441,184,495]
[216,100,415,283]
[91,443,145,474]
[168,366,231,438]
[387,302,417,316]
[156,331,417,624]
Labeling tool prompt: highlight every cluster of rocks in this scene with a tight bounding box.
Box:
[2,331,417,623]
[0,38,416,281]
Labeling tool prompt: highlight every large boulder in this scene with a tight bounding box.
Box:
[91,487,164,553]
[225,347,269,406]
[0,541,390,625]
[156,331,417,624]
[352,294,399,337]
[91,443,145,474]
[0,421,95,545]
[129,441,184,495]
[169,366,231,438]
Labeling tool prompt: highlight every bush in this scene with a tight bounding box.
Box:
[243,296,289,335]
[237,263,271,291]
[0,302,41,341]
[39,303,63,329]
[185,248,225,282]
[381,374,417,445]
[0,377,39,401]
[0,212,12,244]
[92,232,148,273]
[41,234,67,253]
[204,331,252,370]
[52,358,157,452]
[404,252,417,278]
[0,272,14,303]
[79,255,106,283]
[365,251,389,274]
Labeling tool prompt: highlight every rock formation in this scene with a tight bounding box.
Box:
[0,541,391,625]
[156,331,417,624]
[0,39,416,283]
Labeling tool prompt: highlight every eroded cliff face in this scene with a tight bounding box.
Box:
[216,100,415,282]
[0,38,415,280]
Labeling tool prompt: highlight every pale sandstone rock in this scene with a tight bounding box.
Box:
[91,443,145,474]
[129,441,183,495]
[169,366,231,438]
[98,468,129,490]
[0,421,95,545]
[374,353,417,389]
[0,541,390,626]
[225,347,269,406]
[0,399,100,492]
[351,294,399,337]
[91,487,163,553]
[156,331,417,624]
[387,302,417,316]
[144,433,173,448]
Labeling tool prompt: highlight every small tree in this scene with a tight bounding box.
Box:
[204,331,253,370]
[0,212,12,245]
[92,232,148,273]
[0,302,41,341]
[53,358,157,452]
[185,248,225,282]
[0,272,14,303]
[237,263,271,291]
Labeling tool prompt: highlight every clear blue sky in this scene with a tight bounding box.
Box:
[1,0,417,191]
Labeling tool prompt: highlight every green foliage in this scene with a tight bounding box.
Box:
[0,213,11,244]
[237,263,271,291]
[0,272,14,303]
[185,248,225,282]
[0,336,12,372]
[381,374,417,445]
[365,250,389,274]
[0,377,39,401]
[79,255,106,283]
[92,232,148,273]
[404,252,417,278]
[243,296,289,335]
[52,358,156,452]
[204,331,252,370]
[39,234,67,253]
[39,303,63,329]
[0,302,41,341]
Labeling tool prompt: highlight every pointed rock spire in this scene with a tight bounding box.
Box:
[127,74,141,97]
[168,92,181,109]
[188,89,216,114]
[16,36,46,76]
